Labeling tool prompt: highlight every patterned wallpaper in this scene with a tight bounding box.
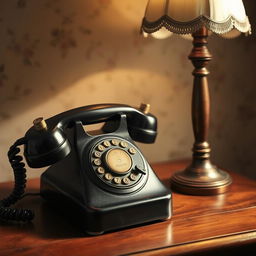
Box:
[0,0,255,182]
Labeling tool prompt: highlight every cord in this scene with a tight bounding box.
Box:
[0,138,35,222]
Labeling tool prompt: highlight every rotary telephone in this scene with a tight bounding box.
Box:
[0,103,172,234]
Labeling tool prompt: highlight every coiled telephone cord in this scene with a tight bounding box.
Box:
[0,138,34,222]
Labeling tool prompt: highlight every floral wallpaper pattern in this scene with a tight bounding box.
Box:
[0,0,255,182]
[7,28,40,66]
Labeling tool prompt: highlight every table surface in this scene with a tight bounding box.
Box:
[1,160,256,256]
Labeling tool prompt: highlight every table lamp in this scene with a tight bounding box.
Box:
[141,0,251,195]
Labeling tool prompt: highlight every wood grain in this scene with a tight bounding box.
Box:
[0,160,256,256]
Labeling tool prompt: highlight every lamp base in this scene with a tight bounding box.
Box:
[170,159,232,195]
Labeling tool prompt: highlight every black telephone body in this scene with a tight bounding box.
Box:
[1,104,172,235]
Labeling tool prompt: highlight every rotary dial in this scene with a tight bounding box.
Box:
[90,138,146,188]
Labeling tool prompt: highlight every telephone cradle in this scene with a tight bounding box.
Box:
[0,103,172,235]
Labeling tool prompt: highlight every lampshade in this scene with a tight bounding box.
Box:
[141,0,251,39]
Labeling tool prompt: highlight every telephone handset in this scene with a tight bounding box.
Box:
[0,103,172,234]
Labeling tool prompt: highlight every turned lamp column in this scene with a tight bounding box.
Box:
[171,27,232,195]
[190,27,212,163]
[141,0,251,195]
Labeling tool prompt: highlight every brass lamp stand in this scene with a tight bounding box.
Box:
[170,27,232,195]
[141,0,251,196]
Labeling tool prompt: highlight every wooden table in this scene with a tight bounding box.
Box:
[1,160,256,256]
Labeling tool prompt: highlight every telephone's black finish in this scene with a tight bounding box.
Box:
[24,104,157,168]
[1,103,172,234]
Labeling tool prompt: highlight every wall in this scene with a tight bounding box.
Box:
[0,0,255,182]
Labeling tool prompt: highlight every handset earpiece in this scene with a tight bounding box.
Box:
[100,103,157,143]
[126,103,157,144]
[24,118,71,168]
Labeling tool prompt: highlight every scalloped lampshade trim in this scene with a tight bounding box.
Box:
[141,0,251,36]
